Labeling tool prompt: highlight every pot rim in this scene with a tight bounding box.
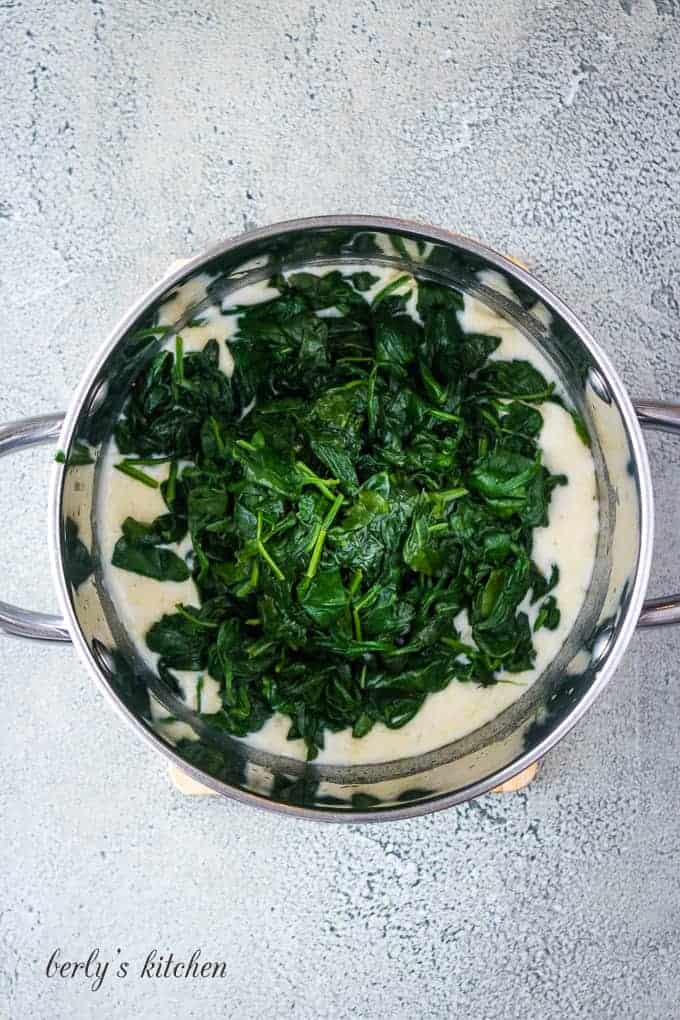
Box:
[48,214,654,822]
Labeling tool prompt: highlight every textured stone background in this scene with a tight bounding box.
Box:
[1,1,679,1017]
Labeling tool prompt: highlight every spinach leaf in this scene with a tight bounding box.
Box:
[403,497,441,575]
[476,360,554,401]
[469,449,540,505]
[534,595,560,631]
[374,310,422,373]
[146,610,210,669]
[112,526,190,582]
[417,282,464,318]
[298,567,348,628]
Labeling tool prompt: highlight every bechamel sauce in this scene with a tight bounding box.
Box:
[98,265,599,764]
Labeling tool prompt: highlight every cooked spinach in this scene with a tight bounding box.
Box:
[112,270,572,759]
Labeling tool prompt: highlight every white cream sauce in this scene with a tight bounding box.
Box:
[98,265,599,764]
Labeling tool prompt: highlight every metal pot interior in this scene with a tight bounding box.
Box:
[56,220,647,818]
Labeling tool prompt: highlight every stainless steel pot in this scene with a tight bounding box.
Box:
[2,215,679,821]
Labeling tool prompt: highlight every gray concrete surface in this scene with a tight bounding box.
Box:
[1,1,679,1017]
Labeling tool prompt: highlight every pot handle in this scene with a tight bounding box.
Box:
[634,400,680,627]
[0,413,71,642]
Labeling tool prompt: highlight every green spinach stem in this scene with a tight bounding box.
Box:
[371,273,412,309]
[114,461,159,488]
[256,511,285,581]
[165,460,178,506]
[174,604,219,629]
[305,494,344,579]
[174,335,184,388]
[427,408,462,423]
[296,460,340,501]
